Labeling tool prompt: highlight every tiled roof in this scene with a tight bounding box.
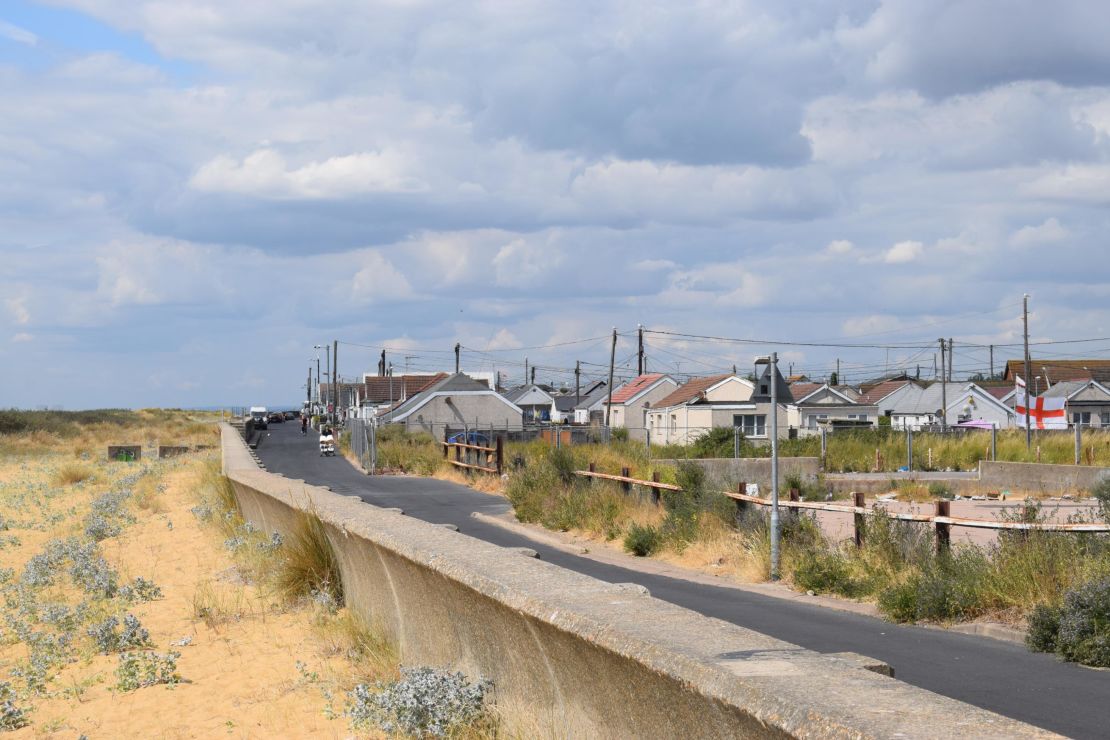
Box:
[1005,360,1110,384]
[361,374,446,404]
[652,374,732,409]
[856,380,914,405]
[787,383,822,400]
[984,386,1014,400]
[609,373,668,405]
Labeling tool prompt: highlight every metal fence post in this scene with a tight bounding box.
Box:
[1075,422,1082,466]
[495,436,504,475]
[935,500,951,555]
[906,428,913,471]
[820,427,827,465]
[853,492,866,548]
[651,471,662,506]
[733,426,740,459]
[990,426,997,462]
[621,466,631,494]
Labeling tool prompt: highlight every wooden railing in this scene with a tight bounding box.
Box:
[442,437,503,475]
[576,464,1110,551]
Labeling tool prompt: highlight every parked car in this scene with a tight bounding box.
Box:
[446,431,490,446]
[284,411,297,420]
[268,412,284,424]
[249,406,268,430]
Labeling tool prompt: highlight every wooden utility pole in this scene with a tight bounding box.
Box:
[1024,294,1032,450]
[637,325,644,376]
[605,328,617,428]
[939,338,947,431]
[454,343,460,374]
[575,361,581,405]
[989,344,994,379]
[948,337,954,382]
[524,357,528,386]
[332,340,338,424]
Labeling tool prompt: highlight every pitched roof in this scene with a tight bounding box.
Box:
[385,373,516,420]
[652,374,733,409]
[787,382,822,400]
[609,373,669,405]
[360,374,447,404]
[1005,359,1110,385]
[856,379,915,405]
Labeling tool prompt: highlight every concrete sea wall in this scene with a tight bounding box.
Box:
[219,424,1050,738]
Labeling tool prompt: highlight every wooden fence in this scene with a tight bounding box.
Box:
[577,464,1110,553]
[443,437,504,476]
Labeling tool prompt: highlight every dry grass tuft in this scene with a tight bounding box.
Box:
[53,462,95,486]
[275,509,343,606]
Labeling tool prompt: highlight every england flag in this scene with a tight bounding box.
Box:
[1014,389,1067,430]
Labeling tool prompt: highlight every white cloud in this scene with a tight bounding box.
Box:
[4,297,30,326]
[633,259,678,271]
[190,148,428,199]
[1009,217,1069,247]
[349,252,412,302]
[0,21,37,46]
[492,238,556,288]
[825,239,854,255]
[10,333,33,343]
[883,240,923,264]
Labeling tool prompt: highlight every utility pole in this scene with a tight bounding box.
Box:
[575,361,581,405]
[769,351,781,581]
[836,358,840,382]
[524,357,528,387]
[1024,294,1032,450]
[454,343,461,374]
[637,325,644,376]
[306,367,312,407]
[605,328,617,428]
[332,340,338,425]
[948,337,954,382]
[530,366,536,384]
[379,349,386,377]
[939,339,947,431]
[989,345,994,379]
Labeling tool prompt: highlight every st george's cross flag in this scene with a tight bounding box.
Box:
[1014,389,1067,429]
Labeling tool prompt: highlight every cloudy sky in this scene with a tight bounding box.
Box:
[4,1,1110,408]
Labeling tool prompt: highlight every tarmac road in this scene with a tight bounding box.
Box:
[257,423,1110,738]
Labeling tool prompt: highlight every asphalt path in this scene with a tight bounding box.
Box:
[257,422,1109,738]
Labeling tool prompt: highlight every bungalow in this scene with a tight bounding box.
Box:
[645,361,794,446]
[380,373,524,434]
[786,383,878,434]
[574,382,610,425]
[550,380,607,424]
[605,373,678,442]
[877,382,1017,430]
[1040,380,1110,428]
[502,384,556,424]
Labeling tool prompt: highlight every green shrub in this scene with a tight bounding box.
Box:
[1054,577,1110,667]
[1026,603,1062,653]
[623,524,661,557]
[927,482,953,499]
[878,549,989,622]
[1093,478,1110,523]
[792,550,869,598]
[610,427,629,442]
[690,427,735,458]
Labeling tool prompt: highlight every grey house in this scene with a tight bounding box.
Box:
[502,384,556,423]
[380,373,524,434]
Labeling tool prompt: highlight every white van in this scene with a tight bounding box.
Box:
[249,406,268,429]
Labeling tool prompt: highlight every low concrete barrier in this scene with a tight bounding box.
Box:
[655,457,820,491]
[220,425,1050,738]
[158,445,190,459]
[978,460,1110,495]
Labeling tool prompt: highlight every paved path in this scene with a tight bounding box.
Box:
[257,424,1110,738]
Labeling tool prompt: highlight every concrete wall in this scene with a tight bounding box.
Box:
[220,425,1046,738]
[655,457,821,492]
[978,460,1110,494]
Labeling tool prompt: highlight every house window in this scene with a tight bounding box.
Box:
[1102,412,1110,426]
[1074,412,1091,426]
[734,414,766,437]
[670,415,677,433]
[808,414,827,429]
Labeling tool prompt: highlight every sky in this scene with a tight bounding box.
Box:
[3,1,1110,408]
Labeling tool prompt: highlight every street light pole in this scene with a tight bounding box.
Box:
[769,351,781,581]
[1023,294,1032,450]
